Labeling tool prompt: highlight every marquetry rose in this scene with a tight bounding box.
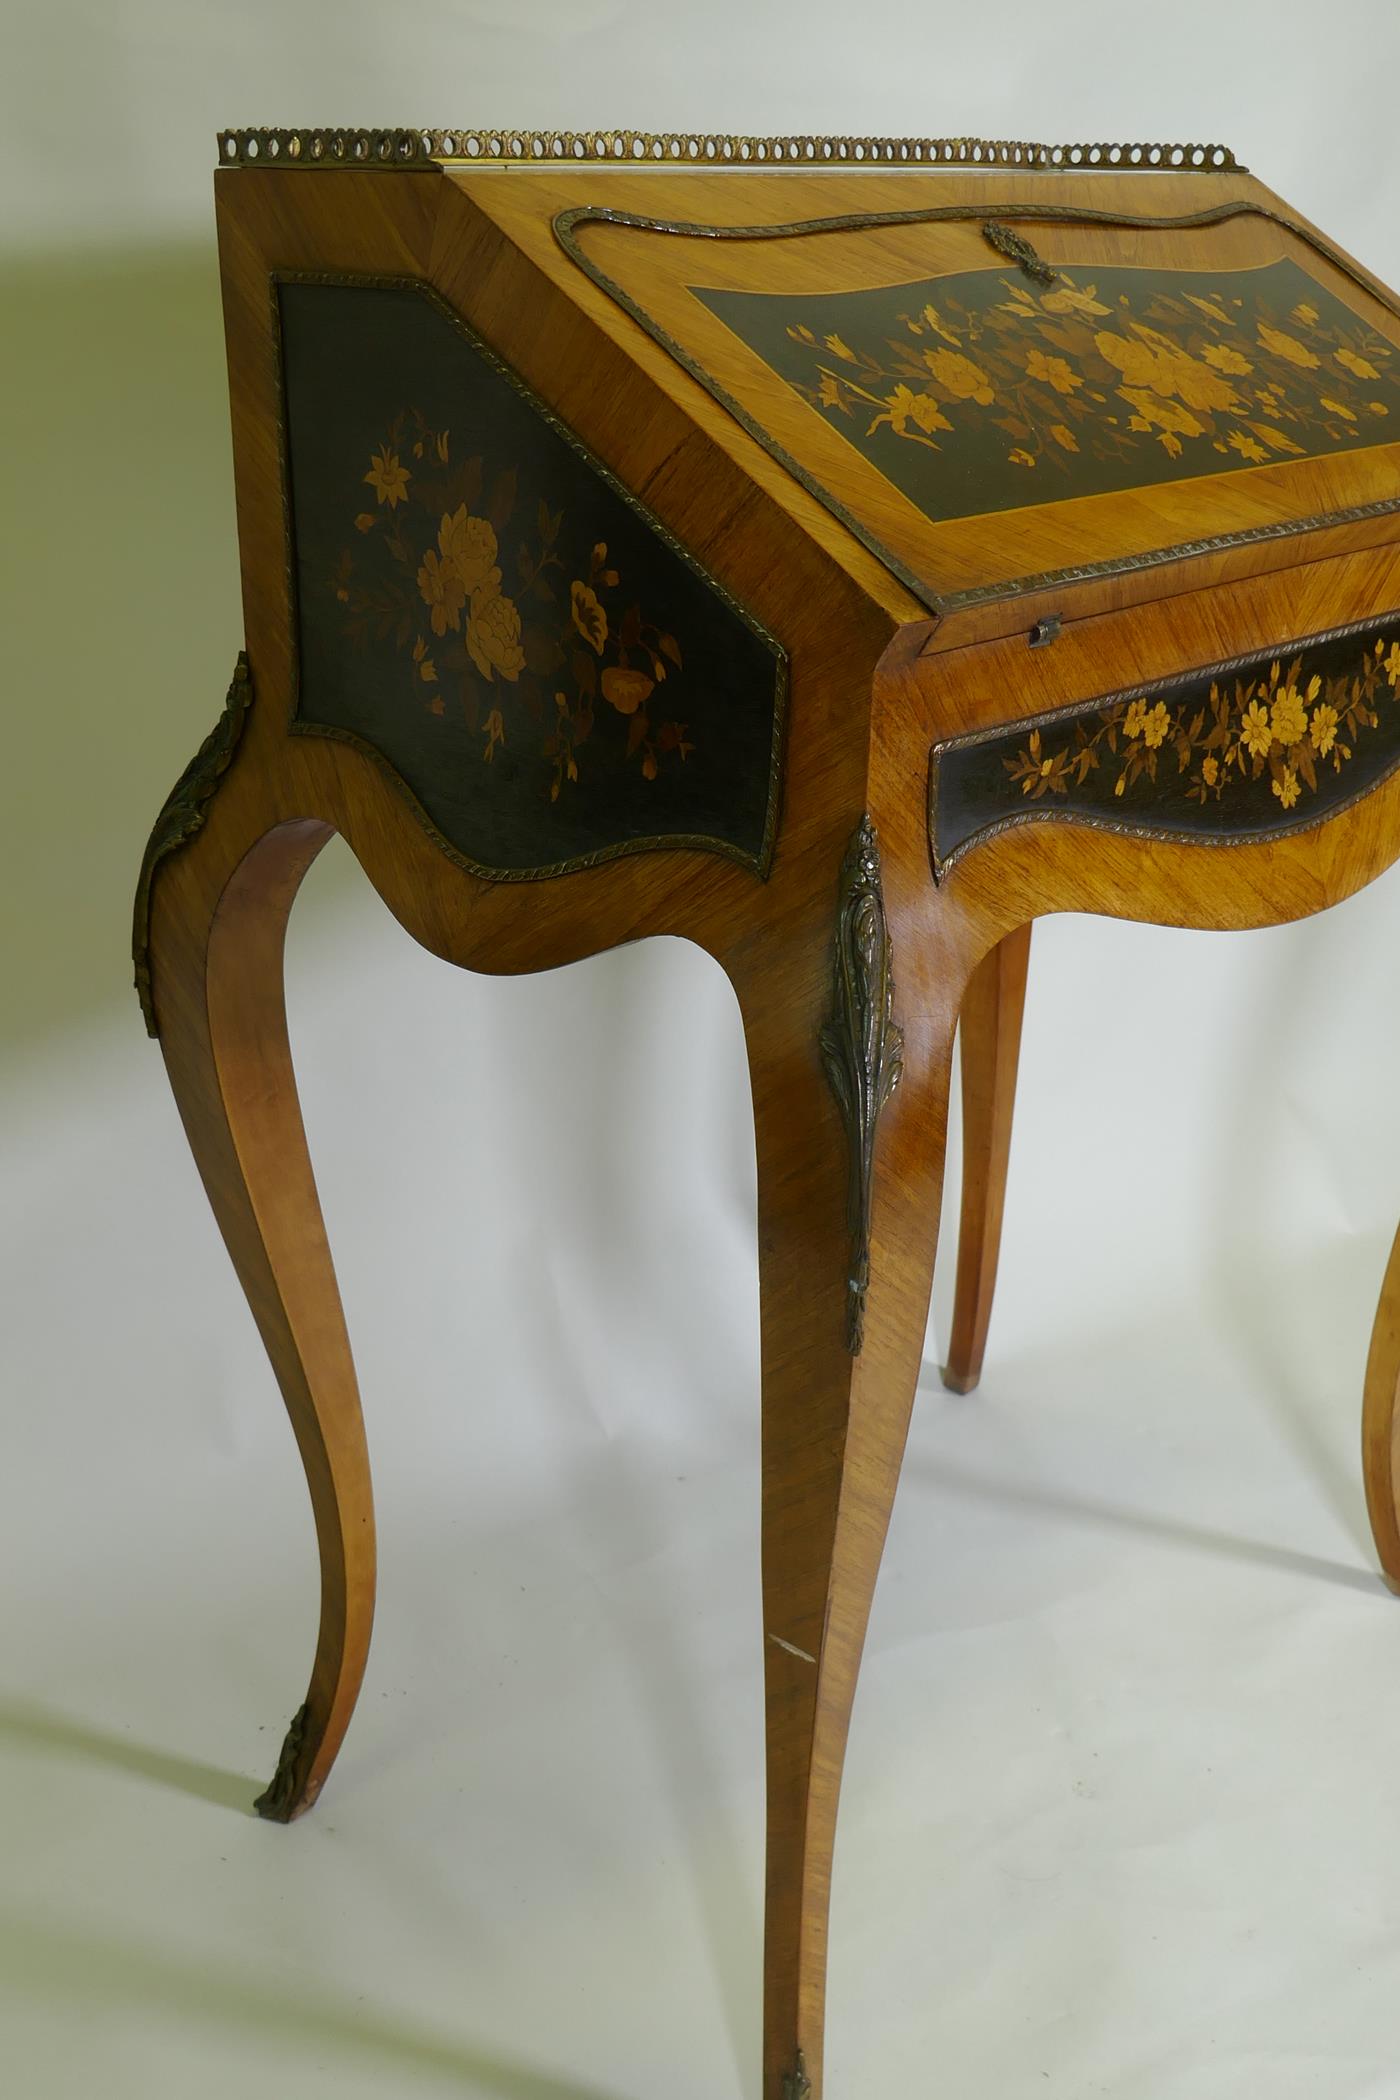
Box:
[333,411,692,801]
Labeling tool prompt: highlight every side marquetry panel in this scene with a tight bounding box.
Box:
[930,614,1400,873]
[277,277,787,880]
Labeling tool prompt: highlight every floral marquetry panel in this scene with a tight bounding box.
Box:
[548,191,1400,619]
[929,616,1400,872]
[697,257,1398,525]
[277,279,786,879]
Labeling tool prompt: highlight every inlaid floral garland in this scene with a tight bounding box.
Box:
[332,410,692,802]
[1007,632,1400,815]
[782,266,1396,485]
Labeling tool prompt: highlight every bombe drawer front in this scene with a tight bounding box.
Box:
[929,612,1400,875]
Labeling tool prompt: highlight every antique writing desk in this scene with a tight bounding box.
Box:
[137,128,1400,2097]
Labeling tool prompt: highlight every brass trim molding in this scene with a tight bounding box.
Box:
[820,815,905,1355]
[132,652,254,1037]
[553,198,1400,618]
[216,127,1244,174]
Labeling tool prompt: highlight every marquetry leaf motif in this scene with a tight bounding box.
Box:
[254,1702,310,1823]
[820,815,905,1355]
[132,652,254,1037]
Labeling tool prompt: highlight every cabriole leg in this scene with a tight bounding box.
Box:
[942,922,1031,1395]
[1363,1217,1400,1592]
[144,804,375,1821]
[735,819,968,2100]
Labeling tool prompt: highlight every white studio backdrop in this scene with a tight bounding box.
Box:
[6,3,1400,2095]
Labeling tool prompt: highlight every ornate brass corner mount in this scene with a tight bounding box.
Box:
[981,218,1057,282]
[254,1702,310,1822]
[781,2053,812,2100]
[820,815,906,1354]
[132,652,254,1037]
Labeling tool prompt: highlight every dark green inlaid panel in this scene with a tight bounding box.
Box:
[695,256,1398,526]
[930,615,1400,872]
[278,279,786,879]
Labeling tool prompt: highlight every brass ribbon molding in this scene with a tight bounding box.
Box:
[820,814,905,1353]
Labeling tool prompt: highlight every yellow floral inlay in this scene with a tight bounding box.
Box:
[1269,684,1310,747]
[364,447,410,508]
[1257,325,1320,370]
[775,259,1398,507]
[1202,343,1254,375]
[922,347,995,404]
[416,547,466,636]
[1001,629,1400,823]
[1140,702,1171,749]
[336,411,692,801]
[872,383,953,440]
[1039,283,1111,317]
[1025,349,1083,396]
[467,585,526,684]
[439,507,500,594]
[1240,700,1273,758]
[571,579,608,653]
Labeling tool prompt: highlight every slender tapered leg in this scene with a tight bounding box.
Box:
[734,821,970,2100]
[146,811,376,1820]
[1363,1218,1400,1592]
[941,922,1031,1396]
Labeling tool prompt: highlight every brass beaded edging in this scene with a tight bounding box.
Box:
[552,197,1400,618]
[271,270,789,886]
[216,127,1244,174]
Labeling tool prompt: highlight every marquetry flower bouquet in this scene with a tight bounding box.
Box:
[1007,634,1400,816]
[334,411,692,800]
[789,270,1395,483]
